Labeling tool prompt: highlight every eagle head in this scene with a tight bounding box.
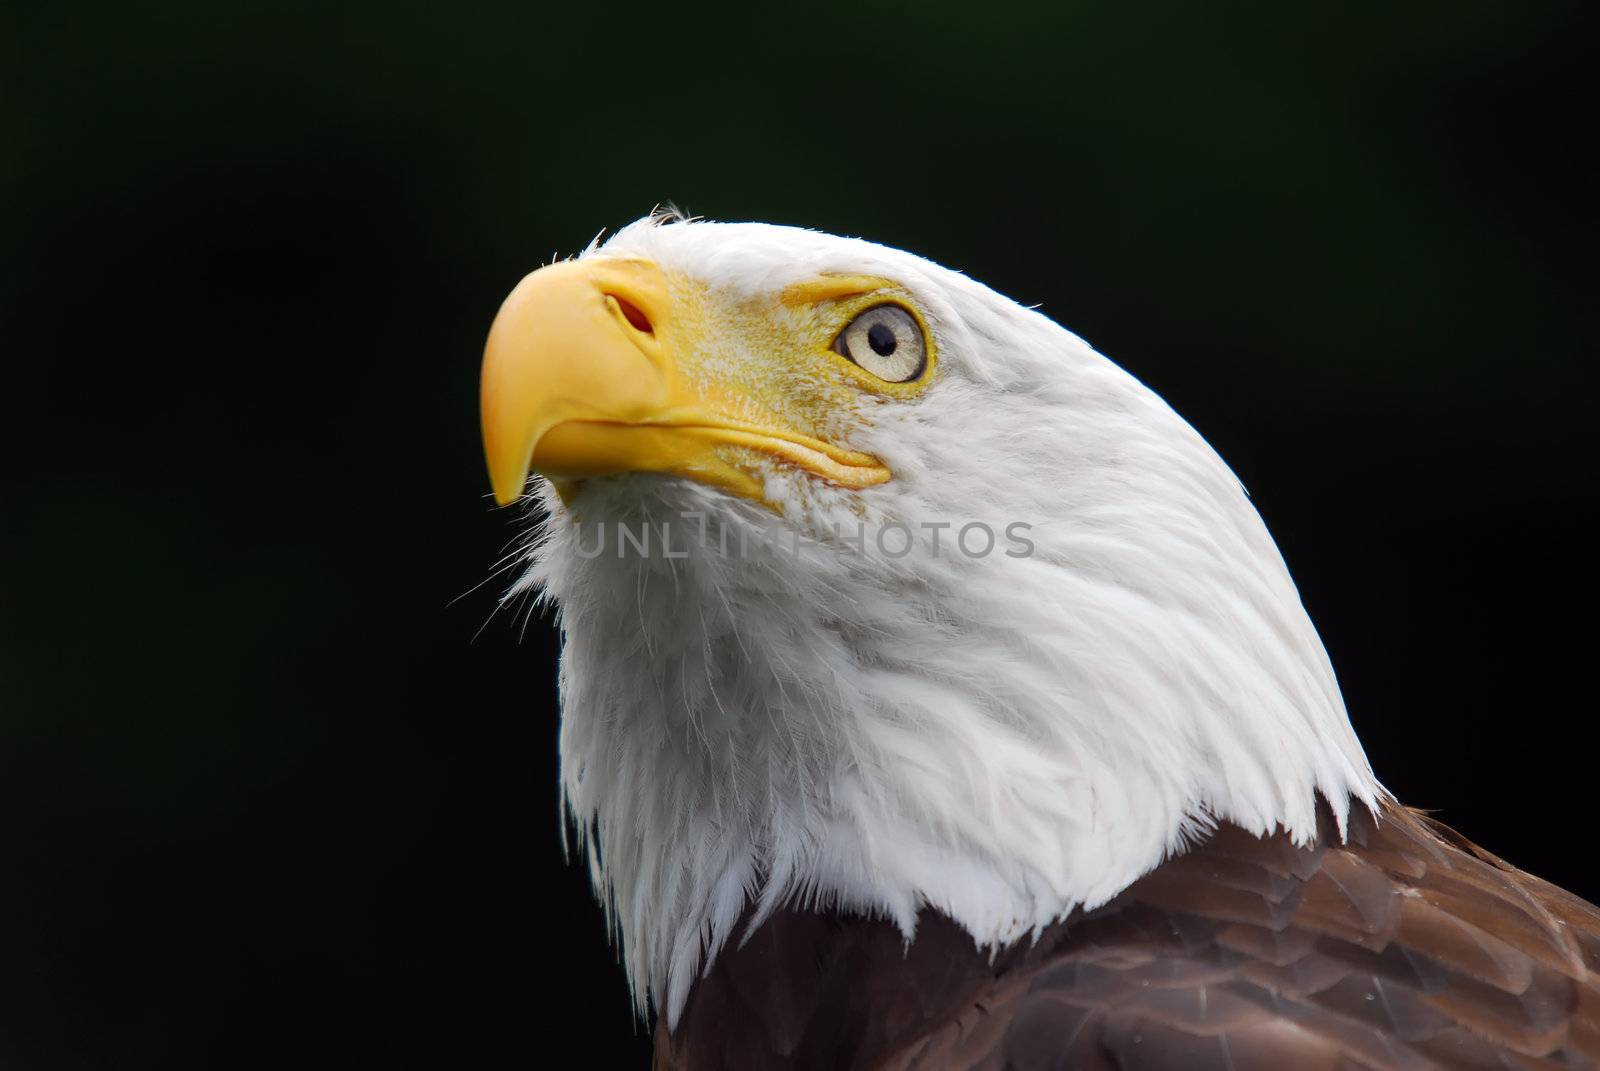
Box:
[479,213,1381,1022]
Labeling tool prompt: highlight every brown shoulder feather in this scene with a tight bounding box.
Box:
[656,801,1600,1070]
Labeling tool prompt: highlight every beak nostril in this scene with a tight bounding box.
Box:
[610,294,654,335]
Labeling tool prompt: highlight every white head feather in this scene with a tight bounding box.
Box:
[505,214,1383,1024]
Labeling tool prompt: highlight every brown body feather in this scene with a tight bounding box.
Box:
[655,802,1600,1070]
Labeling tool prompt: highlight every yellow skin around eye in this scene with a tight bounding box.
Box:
[778,275,939,398]
[671,274,939,488]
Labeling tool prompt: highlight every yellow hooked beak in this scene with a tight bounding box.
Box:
[480,258,892,507]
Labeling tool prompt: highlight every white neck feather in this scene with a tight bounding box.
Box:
[506,220,1383,1025]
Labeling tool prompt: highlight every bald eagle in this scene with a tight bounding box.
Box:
[478,214,1600,1069]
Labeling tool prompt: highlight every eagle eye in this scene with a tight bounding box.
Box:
[832,304,926,383]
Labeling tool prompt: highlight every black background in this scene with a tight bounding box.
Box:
[7,2,1597,1067]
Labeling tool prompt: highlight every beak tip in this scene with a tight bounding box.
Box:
[486,445,534,507]
[483,411,537,505]
[489,468,530,508]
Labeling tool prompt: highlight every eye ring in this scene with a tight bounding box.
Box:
[831,304,927,384]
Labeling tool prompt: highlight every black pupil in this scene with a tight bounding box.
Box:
[866,321,898,357]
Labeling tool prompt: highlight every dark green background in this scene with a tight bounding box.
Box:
[8,2,1596,1067]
